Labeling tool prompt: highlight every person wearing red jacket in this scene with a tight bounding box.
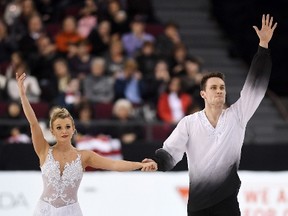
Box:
[157,76,192,124]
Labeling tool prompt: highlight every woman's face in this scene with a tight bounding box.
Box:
[51,117,75,142]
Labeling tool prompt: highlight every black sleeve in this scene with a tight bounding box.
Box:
[233,45,272,126]
[152,148,175,171]
[245,46,271,89]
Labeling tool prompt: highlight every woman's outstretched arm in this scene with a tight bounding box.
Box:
[16,72,49,159]
[82,150,157,172]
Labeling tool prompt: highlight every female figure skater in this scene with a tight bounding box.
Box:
[16,72,157,216]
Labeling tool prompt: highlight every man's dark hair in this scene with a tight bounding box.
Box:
[200,72,225,91]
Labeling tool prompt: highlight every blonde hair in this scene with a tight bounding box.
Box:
[49,107,75,129]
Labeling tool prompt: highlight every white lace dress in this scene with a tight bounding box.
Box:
[34,148,84,216]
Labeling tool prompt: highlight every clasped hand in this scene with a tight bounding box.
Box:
[141,159,157,172]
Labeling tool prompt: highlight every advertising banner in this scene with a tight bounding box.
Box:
[0,171,288,216]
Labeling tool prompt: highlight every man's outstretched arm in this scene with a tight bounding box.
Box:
[245,14,277,91]
[233,14,277,126]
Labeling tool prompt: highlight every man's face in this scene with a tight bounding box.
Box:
[201,77,226,106]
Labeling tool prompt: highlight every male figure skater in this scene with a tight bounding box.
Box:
[143,14,277,215]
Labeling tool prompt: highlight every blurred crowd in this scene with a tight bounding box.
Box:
[0,0,207,145]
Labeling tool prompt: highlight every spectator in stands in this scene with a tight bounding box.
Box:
[104,39,127,76]
[18,14,46,66]
[82,57,114,103]
[66,40,79,59]
[19,0,38,26]
[3,1,21,27]
[55,16,83,54]
[88,19,112,56]
[6,127,31,144]
[0,19,15,64]
[75,102,96,136]
[5,51,25,79]
[121,15,154,57]
[51,58,72,103]
[77,0,97,38]
[4,101,23,119]
[60,78,82,113]
[32,35,60,101]
[111,99,144,144]
[6,63,41,103]
[156,22,181,59]
[183,56,205,109]
[169,43,188,77]
[142,60,170,107]
[136,41,158,79]
[75,101,108,138]
[16,71,156,215]
[114,58,144,104]
[157,76,192,124]
[2,101,30,143]
[68,40,93,79]
[34,35,58,72]
[104,0,129,35]
[5,0,38,44]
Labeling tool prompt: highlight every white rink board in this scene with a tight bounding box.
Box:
[0,171,288,216]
